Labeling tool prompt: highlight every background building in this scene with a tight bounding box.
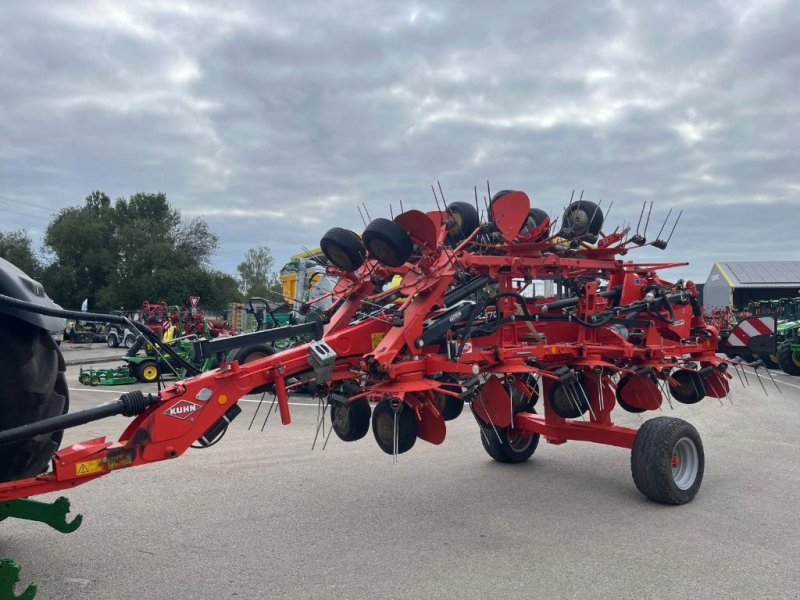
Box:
[703,261,800,309]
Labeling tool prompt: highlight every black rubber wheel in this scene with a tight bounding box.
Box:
[615,374,646,413]
[0,315,69,483]
[107,333,119,348]
[446,201,480,244]
[668,370,706,404]
[320,227,366,272]
[510,374,539,412]
[547,380,589,418]
[560,200,604,239]
[777,342,800,376]
[520,208,550,242]
[79,372,91,385]
[362,218,414,267]
[90,375,101,386]
[372,398,417,455]
[479,408,540,463]
[229,344,277,394]
[433,391,464,421]
[123,334,136,349]
[330,398,371,442]
[135,360,160,383]
[631,417,704,505]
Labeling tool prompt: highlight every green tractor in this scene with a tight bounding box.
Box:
[775,299,800,375]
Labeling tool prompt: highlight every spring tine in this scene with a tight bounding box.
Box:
[577,380,596,420]
[322,417,335,450]
[362,203,372,222]
[740,362,750,386]
[357,205,367,227]
[665,210,683,243]
[437,180,448,210]
[733,364,746,388]
[477,389,502,443]
[764,367,782,393]
[474,186,480,216]
[399,199,405,213]
[248,390,267,430]
[311,400,327,450]
[260,394,278,432]
[431,184,442,212]
[654,208,672,240]
[565,382,586,422]
[393,411,399,463]
[598,200,614,233]
[643,201,653,237]
[635,201,646,235]
[754,366,768,396]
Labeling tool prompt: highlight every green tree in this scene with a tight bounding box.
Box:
[236,246,281,300]
[0,229,41,277]
[40,190,237,311]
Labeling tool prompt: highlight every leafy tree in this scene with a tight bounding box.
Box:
[0,229,41,277]
[41,190,236,311]
[237,246,282,300]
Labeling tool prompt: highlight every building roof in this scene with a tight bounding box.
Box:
[718,261,800,288]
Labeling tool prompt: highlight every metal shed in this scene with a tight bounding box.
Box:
[703,261,800,309]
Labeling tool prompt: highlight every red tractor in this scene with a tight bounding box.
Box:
[0,191,775,516]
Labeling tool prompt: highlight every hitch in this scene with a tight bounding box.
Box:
[0,497,82,534]
[0,559,37,600]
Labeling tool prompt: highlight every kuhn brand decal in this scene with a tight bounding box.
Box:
[164,400,201,420]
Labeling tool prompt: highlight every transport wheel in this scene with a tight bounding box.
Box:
[0,315,69,483]
[362,218,414,267]
[547,380,589,418]
[777,342,800,376]
[229,344,277,394]
[107,334,119,348]
[135,360,160,383]
[90,375,101,386]
[79,372,91,385]
[519,208,550,241]
[372,398,417,455]
[668,369,706,404]
[320,227,366,272]
[330,398,371,442]
[631,417,704,505]
[561,200,604,239]
[433,392,464,421]
[123,334,136,349]
[479,408,540,463]
[445,201,480,243]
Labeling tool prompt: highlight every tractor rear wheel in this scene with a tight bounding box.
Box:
[631,417,704,505]
[777,342,800,376]
[761,354,780,369]
[0,315,69,483]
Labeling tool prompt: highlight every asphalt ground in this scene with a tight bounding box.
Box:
[2,349,800,599]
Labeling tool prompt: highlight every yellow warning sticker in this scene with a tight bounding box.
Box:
[107,452,134,471]
[75,459,103,476]
[371,332,385,349]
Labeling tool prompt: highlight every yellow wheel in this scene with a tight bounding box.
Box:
[136,360,160,383]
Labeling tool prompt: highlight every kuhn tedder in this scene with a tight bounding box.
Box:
[0,190,778,522]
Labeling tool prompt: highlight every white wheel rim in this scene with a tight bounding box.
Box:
[671,437,699,490]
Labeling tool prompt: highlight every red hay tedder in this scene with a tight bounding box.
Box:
[0,189,777,518]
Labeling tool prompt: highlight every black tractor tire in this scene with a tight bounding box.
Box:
[107,333,119,348]
[135,360,160,383]
[229,344,277,394]
[669,370,706,404]
[479,408,540,464]
[330,398,371,442]
[372,398,417,455]
[777,342,800,376]
[446,201,480,244]
[560,200,604,240]
[631,417,704,505]
[0,315,70,483]
[362,218,414,267]
[320,227,367,272]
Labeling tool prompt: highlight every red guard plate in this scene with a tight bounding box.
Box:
[472,376,512,427]
[702,368,730,398]
[394,210,438,249]
[415,400,446,445]
[490,191,531,241]
[617,374,662,411]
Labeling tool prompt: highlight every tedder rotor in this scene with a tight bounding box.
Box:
[0,189,778,520]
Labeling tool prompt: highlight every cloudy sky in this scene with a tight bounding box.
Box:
[1,0,798,283]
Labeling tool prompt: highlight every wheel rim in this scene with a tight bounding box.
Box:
[368,238,399,265]
[793,352,800,368]
[671,437,699,490]
[142,365,158,381]
[507,429,534,452]
[327,244,354,271]
[769,354,779,364]
[243,351,268,363]
[332,405,351,432]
